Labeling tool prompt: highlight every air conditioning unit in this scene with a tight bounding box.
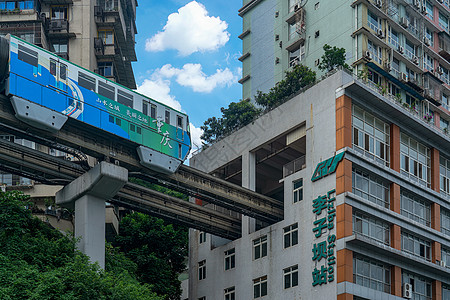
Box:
[401,72,408,81]
[400,17,409,28]
[441,260,447,267]
[398,45,405,54]
[376,0,383,8]
[424,37,431,46]
[377,28,385,38]
[439,0,444,3]
[437,66,444,75]
[294,3,300,11]
[403,283,412,299]
[413,56,419,65]
[364,50,372,60]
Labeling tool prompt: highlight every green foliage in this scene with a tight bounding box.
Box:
[113,212,188,300]
[318,44,350,72]
[255,64,316,110]
[201,99,261,145]
[0,191,162,300]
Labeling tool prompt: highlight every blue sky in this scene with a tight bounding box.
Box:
[132,0,243,149]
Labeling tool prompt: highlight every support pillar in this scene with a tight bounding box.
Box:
[56,162,128,268]
[242,151,256,235]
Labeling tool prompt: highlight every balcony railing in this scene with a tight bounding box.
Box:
[283,155,306,178]
[49,19,69,33]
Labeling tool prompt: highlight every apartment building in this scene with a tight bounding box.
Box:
[187,0,450,299]
[0,0,138,235]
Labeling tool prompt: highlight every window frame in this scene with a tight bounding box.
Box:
[284,265,299,289]
[198,260,206,281]
[283,223,298,248]
[224,248,235,270]
[253,275,268,298]
[253,236,268,260]
[293,179,303,203]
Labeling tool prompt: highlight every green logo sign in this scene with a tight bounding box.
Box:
[311,152,344,182]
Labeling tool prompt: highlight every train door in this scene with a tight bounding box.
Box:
[176,115,184,140]
[44,58,69,112]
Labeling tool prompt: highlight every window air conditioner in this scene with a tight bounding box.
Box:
[364,50,372,60]
[424,37,431,46]
[413,56,419,65]
[376,0,382,8]
[441,260,447,267]
[377,28,385,38]
[400,17,409,28]
[401,72,408,81]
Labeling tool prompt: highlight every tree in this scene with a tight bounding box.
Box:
[200,99,261,145]
[255,64,316,110]
[113,212,188,300]
[0,191,162,300]
[318,44,350,72]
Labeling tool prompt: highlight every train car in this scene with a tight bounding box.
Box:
[0,35,191,174]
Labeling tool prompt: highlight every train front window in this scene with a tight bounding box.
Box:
[50,59,57,76]
[151,104,156,119]
[59,64,67,80]
[165,110,170,124]
[177,116,183,129]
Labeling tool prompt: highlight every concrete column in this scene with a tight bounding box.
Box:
[335,94,352,151]
[433,280,442,300]
[56,162,128,268]
[431,148,440,193]
[391,224,401,251]
[390,183,401,214]
[391,266,402,297]
[242,151,256,235]
[337,249,353,284]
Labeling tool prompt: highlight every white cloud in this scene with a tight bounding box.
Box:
[145,1,230,56]
[157,63,237,93]
[189,123,204,151]
[137,77,182,112]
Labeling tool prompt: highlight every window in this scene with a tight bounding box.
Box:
[405,39,416,60]
[50,59,57,76]
[353,255,390,293]
[284,265,298,289]
[388,27,399,49]
[440,12,449,33]
[18,44,38,67]
[19,0,34,10]
[424,53,433,72]
[117,90,133,108]
[199,231,206,244]
[353,210,390,245]
[400,191,431,226]
[442,247,450,268]
[115,117,121,126]
[98,62,114,77]
[293,179,303,203]
[352,168,390,208]
[289,43,305,67]
[283,223,298,248]
[424,27,434,47]
[253,236,267,259]
[78,72,95,91]
[224,248,235,270]
[440,66,450,85]
[443,94,449,110]
[165,110,170,124]
[198,260,206,280]
[108,115,114,123]
[224,287,235,300]
[400,133,430,187]
[52,42,67,54]
[401,231,431,261]
[177,115,183,129]
[367,39,382,64]
[51,6,67,20]
[402,271,432,300]
[444,285,450,300]
[98,81,115,101]
[178,143,182,159]
[59,63,67,80]
[253,276,267,298]
[98,30,114,45]
[352,105,390,166]
[440,157,450,195]
[368,10,380,32]
[442,209,450,236]
[425,1,433,19]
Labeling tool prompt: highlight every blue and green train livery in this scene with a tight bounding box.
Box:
[0,35,191,174]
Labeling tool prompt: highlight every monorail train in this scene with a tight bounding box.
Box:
[0,35,191,174]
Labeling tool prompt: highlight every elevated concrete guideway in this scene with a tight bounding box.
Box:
[0,95,283,224]
[0,136,242,240]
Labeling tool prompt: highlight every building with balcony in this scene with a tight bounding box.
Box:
[0,0,138,237]
[188,68,450,300]
[187,0,450,299]
[0,0,137,88]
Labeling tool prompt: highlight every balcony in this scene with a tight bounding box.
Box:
[423,72,443,106]
[47,19,75,39]
[439,31,450,62]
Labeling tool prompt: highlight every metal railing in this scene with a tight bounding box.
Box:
[283,155,306,178]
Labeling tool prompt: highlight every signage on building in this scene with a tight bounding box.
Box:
[311,152,344,182]
[311,189,336,286]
